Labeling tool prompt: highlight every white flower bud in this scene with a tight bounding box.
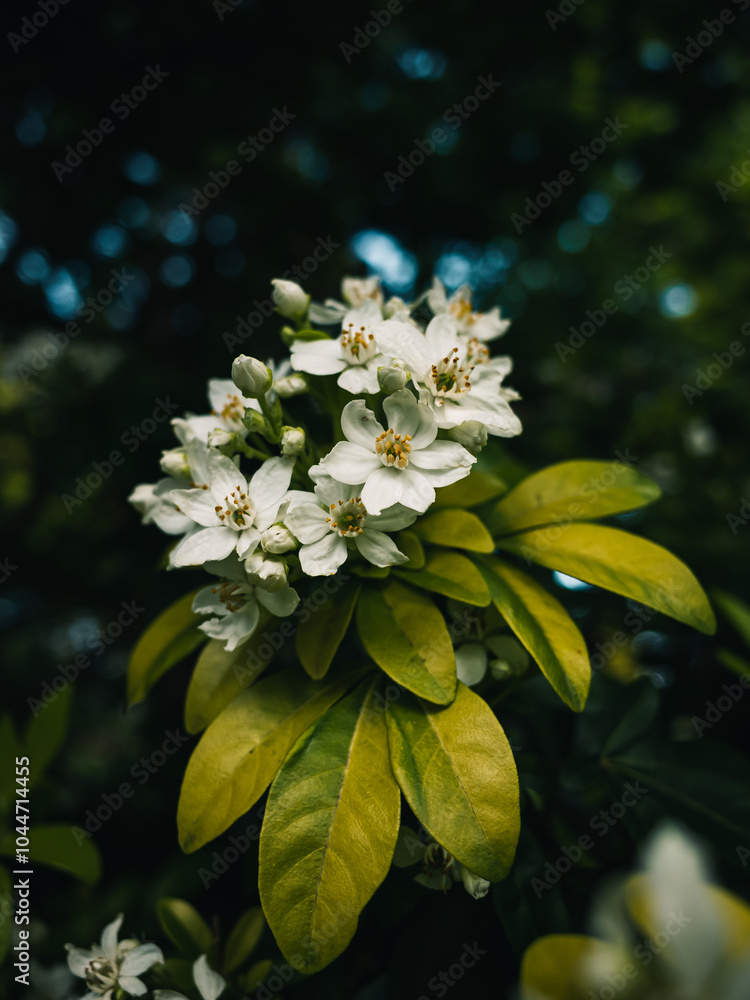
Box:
[383,296,411,321]
[342,276,382,308]
[448,420,488,454]
[232,355,273,398]
[271,279,310,319]
[280,426,305,457]
[245,551,288,592]
[459,865,491,899]
[377,364,409,394]
[207,428,233,448]
[160,448,190,477]
[274,373,308,398]
[261,524,297,554]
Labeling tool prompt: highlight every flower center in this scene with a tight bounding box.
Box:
[427,347,473,399]
[448,295,474,324]
[214,484,255,529]
[341,325,378,366]
[465,337,489,366]
[375,428,412,469]
[212,580,250,613]
[213,393,245,427]
[326,497,367,537]
[85,959,119,994]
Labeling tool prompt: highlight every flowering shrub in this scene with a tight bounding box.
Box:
[128,272,714,975]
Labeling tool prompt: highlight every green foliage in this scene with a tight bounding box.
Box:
[185,629,270,735]
[295,583,361,680]
[25,684,73,783]
[156,898,214,959]
[224,907,266,973]
[0,824,101,884]
[128,591,207,705]
[412,508,495,552]
[394,549,492,605]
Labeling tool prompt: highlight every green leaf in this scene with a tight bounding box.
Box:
[497,523,716,635]
[434,471,507,508]
[387,684,519,882]
[178,666,366,852]
[477,557,590,711]
[0,824,101,884]
[356,581,455,704]
[25,684,73,783]
[289,327,331,342]
[259,679,400,974]
[243,960,273,992]
[487,460,661,536]
[713,590,750,649]
[295,584,361,680]
[0,865,11,964]
[395,530,425,568]
[520,935,624,1000]
[352,563,390,578]
[128,591,206,706]
[224,907,265,973]
[394,550,491,606]
[412,509,495,553]
[185,627,273,735]
[717,649,750,678]
[156,898,214,959]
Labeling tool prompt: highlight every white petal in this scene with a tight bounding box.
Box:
[342,298,382,330]
[256,585,300,618]
[426,276,448,314]
[192,586,226,616]
[408,439,476,471]
[170,527,237,567]
[208,378,252,414]
[383,390,436,448]
[355,529,409,568]
[424,313,460,358]
[170,488,219,527]
[308,301,347,324]
[337,364,380,394]
[207,450,248,502]
[291,338,347,375]
[393,467,435,512]
[101,915,123,962]
[153,992,189,1000]
[312,475,359,508]
[299,533,348,576]
[248,457,294,512]
[321,442,381,485]
[360,466,405,516]
[235,526,261,558]
[414,463,473,490]
[340,399,384,449]
[120,944,164,977]
[118,976,148,996]
[286,502,330,544]
[455,644,487,686]
[65,945,96,977]
[372,320,431,375]
[152,503,193,536]
[204,554,247,583]
[471,308,510,341]
[201,602,260,651]
[368,504,418,531]
[193,955,226,1000]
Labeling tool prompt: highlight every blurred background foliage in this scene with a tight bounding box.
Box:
[1,0,749,996]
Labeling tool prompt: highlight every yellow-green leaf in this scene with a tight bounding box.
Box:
[497,523,716,635]
[520,935,624,1000]
[412,509,495,553]
[178,666,366,852]
[434,471,507,507]
[394,550,491,606]
[157,898,214,959]
[0,824,101,884]
[295,584,361,680]
[395,530,425,568]
[386,683,519,882]
[488,460,660,536]
[356,582,456,704]
[713,590,750,648]
[478,557,590,711]
[259,679,400,974]
[128,591,206,706]
[225,907,266,973]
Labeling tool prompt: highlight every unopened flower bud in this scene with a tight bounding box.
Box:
[377,364,409,394]
[271,279,310,319]
[275,373,308,398]
[232,355,273,398]
[207,428,234,449]
[383,296,411,320]
[459,865,491,899]
[280,426,305,457]
[448,420,487,454]
[342,276,382,308]
[160,448,190,478]
[261,524,297,554]
[245,551,288,592]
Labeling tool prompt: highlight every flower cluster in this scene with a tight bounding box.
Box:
[130,274,521,652]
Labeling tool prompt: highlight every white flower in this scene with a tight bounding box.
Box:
[129,438,213,536]
[274,373,307,398]
[427,277,510,341]
[174,379,256,443]
[232,355,273,398]
[455,643,488,686]
[286,473,416,575]
[448,420,487,454]
[154,954,226,1000]
[307,275,384,325]
[260,523,297,554]
[374,315,522,438]
[66,913,163,999]
[207,428,233,449]
[314,390,475,515]
[290,300,386,394]
[160,447,190,478]
[169,452,294,566]
[271,278,310,319]
[244,550,289,591]
[194,555,298,650]
[454,862,491,899]
[280,426,305,456]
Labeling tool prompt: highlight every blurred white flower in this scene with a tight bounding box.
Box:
[427,277,511,341]
[66,913,163,999]
[154,953,226,1000]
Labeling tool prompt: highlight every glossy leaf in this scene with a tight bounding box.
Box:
[386,683,519,881]
[295,583,361,680]
[0,824,101,884]
[259,679,400,974]
[478,557,589,711]
[394,550,491,607]
[178,666,366,852]
[434,471,507,508]
[25,684,73,784]
[412,509,495,553]
[157,898,214,959]
[488,459,660,536]
[224,907,265,973]
[356,581,456,704]
[497,524,716,635]
[128,591,206,706]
